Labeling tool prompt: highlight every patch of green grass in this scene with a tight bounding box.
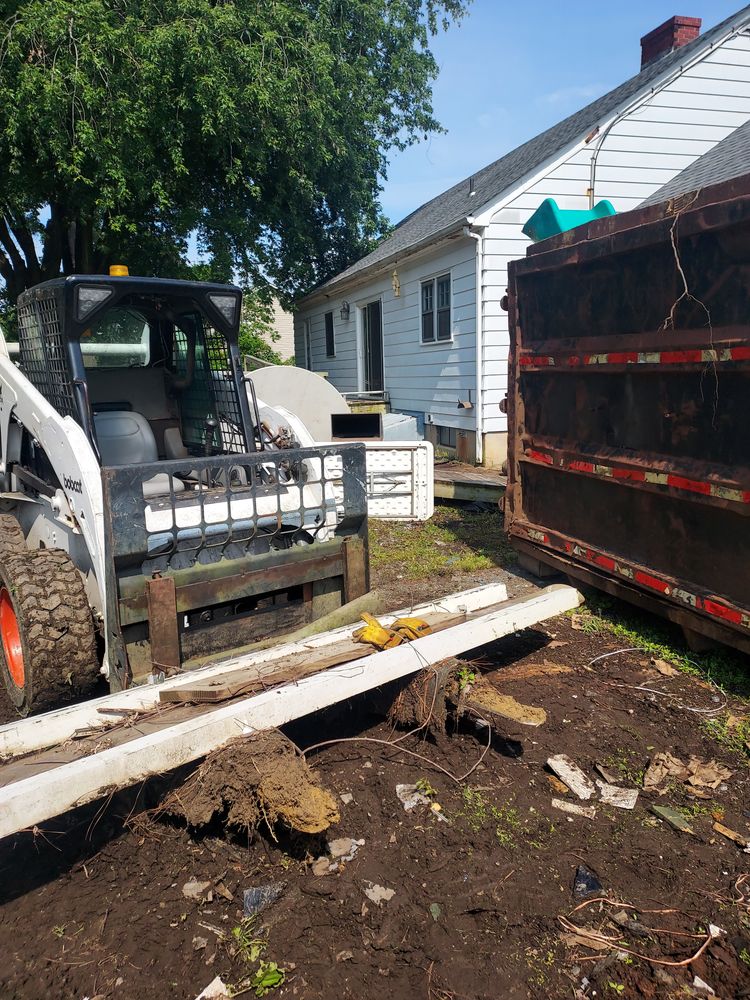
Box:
[740,947,750,968]
[699,713,750,757]
[369,504,515,580]
[572,594,750,700]
[415,777,437,798]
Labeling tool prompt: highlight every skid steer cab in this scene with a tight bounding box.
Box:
[0,271,368,716]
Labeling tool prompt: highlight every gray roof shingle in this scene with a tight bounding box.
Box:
[303,5,750,300]
[640,117,750,205]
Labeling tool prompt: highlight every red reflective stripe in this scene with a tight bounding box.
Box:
[612,467,645,481]
[606,352,639,364]
[634,570,670,595]
[527,449,553,465]
[703,599,743,625]
[667,474,711,495]
[570,460,594,473]
[730,347,750,361]
[520,355,553,367]
[660,349,703,363]
[594,553,616,572]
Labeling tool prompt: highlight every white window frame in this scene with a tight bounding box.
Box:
[420,271,453,345]
[324,310,335,358]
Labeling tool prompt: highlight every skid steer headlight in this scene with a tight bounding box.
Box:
[207,293,239,327]
[76,285,114,322]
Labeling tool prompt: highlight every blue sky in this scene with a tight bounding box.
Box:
[379,1,741,223]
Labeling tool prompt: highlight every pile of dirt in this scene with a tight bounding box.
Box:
[164,731,340,836]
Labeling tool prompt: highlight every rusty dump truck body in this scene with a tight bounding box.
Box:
[506,175,750,653]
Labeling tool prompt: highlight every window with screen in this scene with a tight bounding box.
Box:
[324,311,335,357]
[421,274,451,343]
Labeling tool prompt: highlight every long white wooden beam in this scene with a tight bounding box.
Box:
[0,585,581,840]
[0,581,509,759]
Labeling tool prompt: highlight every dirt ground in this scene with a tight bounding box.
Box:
[1,511,750,999]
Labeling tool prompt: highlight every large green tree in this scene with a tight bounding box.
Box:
[0,0,467,315]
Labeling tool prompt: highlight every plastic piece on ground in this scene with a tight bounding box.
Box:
[243,882,285,917]
[573,864,602,900]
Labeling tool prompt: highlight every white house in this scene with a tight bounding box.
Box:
[294,8,750,467]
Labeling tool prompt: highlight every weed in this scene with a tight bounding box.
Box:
[415,778,437,798]
[607,982,625,995]
[458,787,521,847]
[604,749,646,787]
[700,713,750,757]
[740,947,750,968]
[51,925,66,939]
[226,917,286,997]
[455,665,477,691]
[676,801,711,820]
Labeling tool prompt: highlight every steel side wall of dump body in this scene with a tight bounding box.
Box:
[506,174,750,653]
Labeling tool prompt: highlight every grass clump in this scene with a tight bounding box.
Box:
[699,713,750,757]
[226,917,286,997]
[458,786,522,847]
[369,503,515,580]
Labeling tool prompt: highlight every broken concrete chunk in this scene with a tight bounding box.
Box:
[595,780,638,810]
[182,879,212,901]
[552,798,596,820]
[547,755,596,800]
[328,837,364,861]
[650,805,694,835]
[396,783,430,811]
[362,881,396,905]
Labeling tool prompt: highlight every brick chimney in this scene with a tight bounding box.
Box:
[640,15,702,69]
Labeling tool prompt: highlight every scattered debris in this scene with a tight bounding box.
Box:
[336,950,354,963]
[214,881,233,902]
[650,805,695,836]
[429,902,442,921]
[643,752,689,792]
[193,936,208,951]
[713,821,750,852]
[692,974,715,994]
[651,657,680,677]
[182,880,212,901]
[164,732,340,836]
[312,857,334,877]
[243,883,285,917]
[547,775,570,795]
[573,864,602,900]
[396,783,431,811]
[340,793,354,805]
[362,882,395,905]
[552,798,596,820]
[547,755,596,800]
[644,752,733,795]
[595,780,638,810]
[686,757,733,791]
[328,837,364,861]
[559,929,609,951]
[594,763,619,785]
[194,977,230,1000]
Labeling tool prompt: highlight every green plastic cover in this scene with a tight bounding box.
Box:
[522,198,616,243]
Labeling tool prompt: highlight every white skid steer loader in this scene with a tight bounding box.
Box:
[0,271,370,715]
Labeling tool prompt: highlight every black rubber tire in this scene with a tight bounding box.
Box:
[0,548,100,716]
[0,513,26,556]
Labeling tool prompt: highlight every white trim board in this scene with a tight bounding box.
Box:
[0,582,510,759]
[0,584,582,841]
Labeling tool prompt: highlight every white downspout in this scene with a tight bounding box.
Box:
[464,224,483,465]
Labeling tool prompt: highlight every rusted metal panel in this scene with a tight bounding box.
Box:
[145,575,181,675]
[506,175,750,651]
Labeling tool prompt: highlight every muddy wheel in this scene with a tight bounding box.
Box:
[0,514,26,557]
[0,548,100,716]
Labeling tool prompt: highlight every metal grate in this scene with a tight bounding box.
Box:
[173,317,247,456]
[17,292,78,419]
[102,444,368,575]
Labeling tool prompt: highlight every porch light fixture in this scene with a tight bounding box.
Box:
[340,300,351,322]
